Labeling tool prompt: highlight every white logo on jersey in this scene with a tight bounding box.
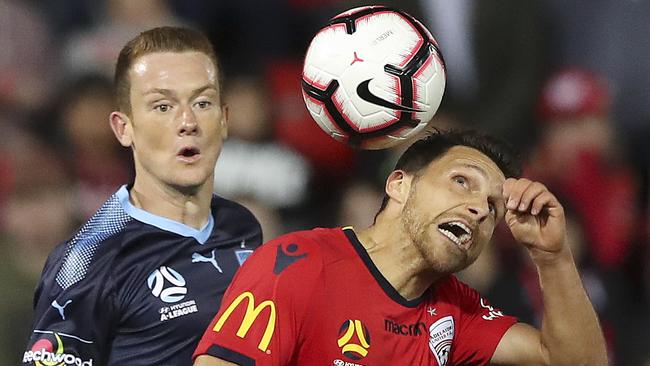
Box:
[192,250,223,273]
[24,331,94,365]
[147,266,187,303]
[480,298,504,320]
[51,299,72,320]
[332,359,363,366]
[428,316,454,366]
[427,307,437,316]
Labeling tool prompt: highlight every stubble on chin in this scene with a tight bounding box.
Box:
[401,188,469,274]
[406,216,471,274]
[401,200,445,273]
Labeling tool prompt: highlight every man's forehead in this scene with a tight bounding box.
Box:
[130,51,217,78]
[430,146,505,180]
[129,51,219,93]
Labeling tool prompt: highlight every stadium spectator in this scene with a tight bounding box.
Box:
[0,123,75,364]
[416,0,545,150]
[527,66,642,270]
[0,0,54,111]
[56,74,132,219]
[213,75,310,211]
[60,0,189,79]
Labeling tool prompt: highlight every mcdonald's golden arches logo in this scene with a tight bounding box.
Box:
[213,291,277,353]
[337,319,371,360]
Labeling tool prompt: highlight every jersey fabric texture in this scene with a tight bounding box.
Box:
[195,227,517,366]
[23,185,262,366]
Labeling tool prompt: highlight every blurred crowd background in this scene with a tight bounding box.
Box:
[0,0,648,365]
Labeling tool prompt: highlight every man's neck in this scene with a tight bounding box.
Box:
[129,179,213,230]
[356,223,446,301]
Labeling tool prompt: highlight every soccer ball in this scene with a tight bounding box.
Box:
[301,5,446,150]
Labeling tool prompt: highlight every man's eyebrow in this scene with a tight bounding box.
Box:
[460,163,488,179]
[189,85,218,99]
[142,85,217,98]
[459,163,507,214]
[142,88,174,97]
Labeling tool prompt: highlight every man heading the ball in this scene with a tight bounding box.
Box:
[23,27,262,365]
[193,130,607,366]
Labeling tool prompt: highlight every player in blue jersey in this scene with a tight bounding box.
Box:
[23,26,263,365]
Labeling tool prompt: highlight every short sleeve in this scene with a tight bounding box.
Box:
[449,277,518,365]
[194,234,320,366]
[23,246,117,365]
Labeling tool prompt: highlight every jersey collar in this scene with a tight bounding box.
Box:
[116,185,214,244]
[343,227,431,308]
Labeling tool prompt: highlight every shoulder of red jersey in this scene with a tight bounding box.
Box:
[431,275,518,365]
[432,274,519,324]
[235,227,350,278]
[194,227,350,363]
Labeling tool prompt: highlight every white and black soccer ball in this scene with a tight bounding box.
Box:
[301,5,446,150]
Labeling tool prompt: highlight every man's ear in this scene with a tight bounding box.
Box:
[385,170,412,205]
[220,104,229,140]
[109,111,133,147]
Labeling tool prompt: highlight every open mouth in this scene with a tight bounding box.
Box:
[437,221,473,247]
[179,147,200,158]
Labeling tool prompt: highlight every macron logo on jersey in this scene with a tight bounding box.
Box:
[147,266,187,303]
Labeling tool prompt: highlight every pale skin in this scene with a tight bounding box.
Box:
[109,51,228,229]
[195,146,607,366]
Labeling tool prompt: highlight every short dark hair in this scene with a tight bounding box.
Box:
[114,26,221,115]
[375,129,522,218]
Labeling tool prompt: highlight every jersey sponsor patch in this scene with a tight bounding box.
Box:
[428,316,454,366]
[24,331,94,366]
[213,291,277,353]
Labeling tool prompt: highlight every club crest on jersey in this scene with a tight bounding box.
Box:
[428,316,454,366]
[235,250,253,266]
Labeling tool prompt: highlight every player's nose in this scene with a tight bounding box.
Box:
[178,106,198,135]
[466,197,490,223]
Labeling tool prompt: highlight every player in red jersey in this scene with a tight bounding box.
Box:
[194,130,608,366]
